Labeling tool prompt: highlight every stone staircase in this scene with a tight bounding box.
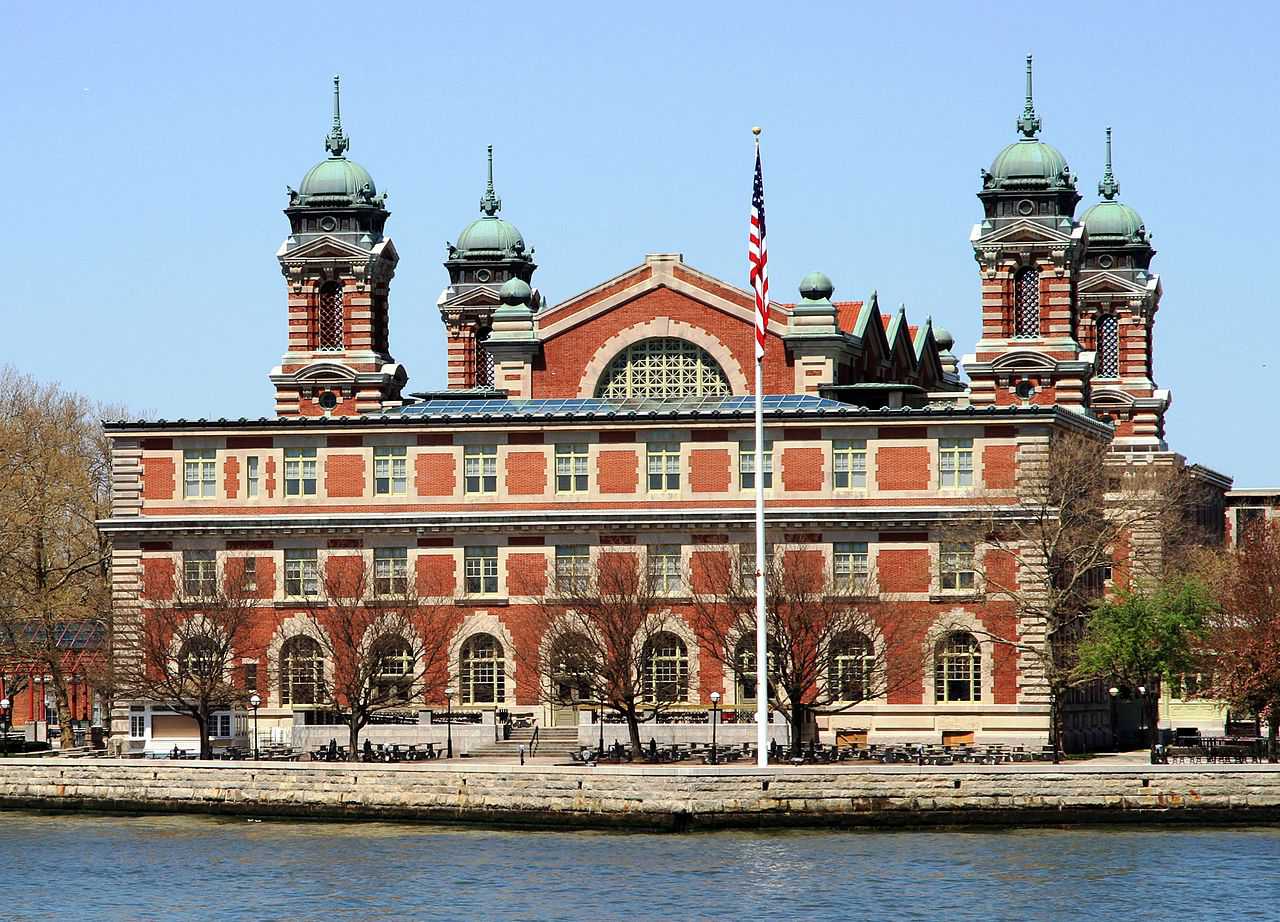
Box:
[464,725,580,761]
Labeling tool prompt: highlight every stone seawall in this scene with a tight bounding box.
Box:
[3,759,1280,831]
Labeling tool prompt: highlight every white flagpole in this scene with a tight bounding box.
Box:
[752,127,769,768]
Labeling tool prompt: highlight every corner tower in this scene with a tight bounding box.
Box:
[437,147,538,390]
[270,76,406,416]
[964,56,1090,410]
[1079,128,1168,449]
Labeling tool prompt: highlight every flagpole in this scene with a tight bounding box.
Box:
[751,126,769,768]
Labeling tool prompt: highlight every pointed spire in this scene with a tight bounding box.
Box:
[1098,126,1120,200]
[1016,54,1042,139]
[324,75,350,158]
[479,145,502,216]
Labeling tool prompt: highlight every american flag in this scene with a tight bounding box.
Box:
[748,139,769,360]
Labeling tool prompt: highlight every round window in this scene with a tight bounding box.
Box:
[319,215,338,232]
[1098,254,1114,269]
[318,392,338,410]
[1017,199,1035,216]
[476,269,492,283]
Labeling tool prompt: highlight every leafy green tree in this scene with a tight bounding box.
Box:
[1074,577,1215,747]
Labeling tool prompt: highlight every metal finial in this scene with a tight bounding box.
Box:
[751,126,762,136]
[1098,126,1120,200]
[1017,54,1041,139]
[325,75,350,157]
[480,145,502,216]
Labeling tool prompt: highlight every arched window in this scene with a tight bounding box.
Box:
[177,636,218,683]
[734,634,775,706]
[934,632,981,703]
[829,631,875,702]
[460,633,505,705]
[642,632,689,703]
[1096,314,1119,377]
[596,337,731,401]
[371,634,414,703]
[280,635,324,706]
[1014,267,1040,338]
[317,281,344,351]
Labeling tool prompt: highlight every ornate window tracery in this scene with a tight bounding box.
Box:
[461,633,504,705]
[1096,314,1120,378]
[934,632,981,703]
[642,632,689,703]
[1013,267,1041,338]
[595,337,731,401]
[280,635,324,706]
[317,282,344,351]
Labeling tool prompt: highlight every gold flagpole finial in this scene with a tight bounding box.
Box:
[751,126,762,137]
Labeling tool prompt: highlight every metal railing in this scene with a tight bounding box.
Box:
[529,725,540,757]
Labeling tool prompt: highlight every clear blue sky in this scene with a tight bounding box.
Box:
[2,2,1275,484]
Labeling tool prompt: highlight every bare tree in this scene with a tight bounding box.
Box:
[954,428,1205,759]
[119,561,258,759]
[531,549,683,757]
[285,552,454,760]
[690,545,924,756]
[0,368,113,749]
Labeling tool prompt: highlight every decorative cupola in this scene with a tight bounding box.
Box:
[1079,128,1169,449]
[438,147,540,390]
[784,271,843,393]
[271,76,406,417]
[965,55,1091,411]
[483,278,540,397]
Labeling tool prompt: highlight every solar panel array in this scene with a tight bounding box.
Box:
[397,394,849,419]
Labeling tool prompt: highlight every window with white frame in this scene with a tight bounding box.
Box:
[555,443,589,494]
[833,542,869,593]
[940,543,976,592]
[460,633,505,704]
[280,635,324,705]
[938,438,974,488]
[374,446,408,496]
[208,713,232,738]
[554,545,591,593]
[647,544,683,594]
[739,441,773,490]
[833,439,868,490]
[183,449,217,499]
[284,548,319,597]
[647,443,681,492]
[829,631,875,702]
[284,448,318,497]
[374,547,409,596]
[182,550,217,598]
[238,557,257,595]
[595,337,731,401]
[464,446,498,495]
[642,632,689,703]
[464,546,499,595]
[246,455,260,498]
[129,708,145,739]
[935,632,981,702]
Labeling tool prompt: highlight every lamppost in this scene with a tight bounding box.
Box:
[444,687,456,759]
[0,697,10,754]
[249,693,261,760]
[597,698,605,756]
[1138,684,1152,754]
[709,692,721,765]
[1108,686,1119,752]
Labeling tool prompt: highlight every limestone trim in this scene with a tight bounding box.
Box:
[449,611,517,708]
[924,607,998,707]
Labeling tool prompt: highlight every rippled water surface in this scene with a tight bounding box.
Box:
[2,811,1277,920]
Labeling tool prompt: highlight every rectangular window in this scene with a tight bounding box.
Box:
[284,448,318,497]
[738,544,774,588]
[833,542,870,593]
[129,709,145,739]
[940,543,976,592]
[374,446,408,496]
[239,557,257,595]
[183,449,217,499]
[647,544,683,594]
[374,547,409,596]
[182,550,217,598]
[555,444,590,494]
[833,440,868,490]
[284,548,319,597]
[242,662,258,691]
[245,456,260,498]
[554,544,591,592]
[739,441,774,490]
[208,713,231,738]
[647,443,681,492]
[464,546,499,595]
[464,446,498,495]
[938,438,974,488]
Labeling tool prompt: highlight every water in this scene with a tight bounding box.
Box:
[2,811,1276,921]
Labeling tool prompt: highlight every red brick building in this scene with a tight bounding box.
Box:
[102,66,1230,754]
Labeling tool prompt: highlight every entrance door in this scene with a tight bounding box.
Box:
[552,678,588,727]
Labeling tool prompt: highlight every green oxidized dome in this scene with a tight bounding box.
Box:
[1081,128,1147,243]
[451,145,528,258]
[798,271,834,301]
[291,76,382,208]
[988,139,1072,189]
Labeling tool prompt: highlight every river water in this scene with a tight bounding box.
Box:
[2,811,1276,920]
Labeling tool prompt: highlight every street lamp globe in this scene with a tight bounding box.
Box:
[249,693,261,708]
[710,692,721,704]
[445,687,456,701]
[1137,686,1147,696]
[1108,687,1119,697]
[0,698,9,711]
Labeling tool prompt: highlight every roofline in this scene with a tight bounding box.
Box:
[102,404,1111,437]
